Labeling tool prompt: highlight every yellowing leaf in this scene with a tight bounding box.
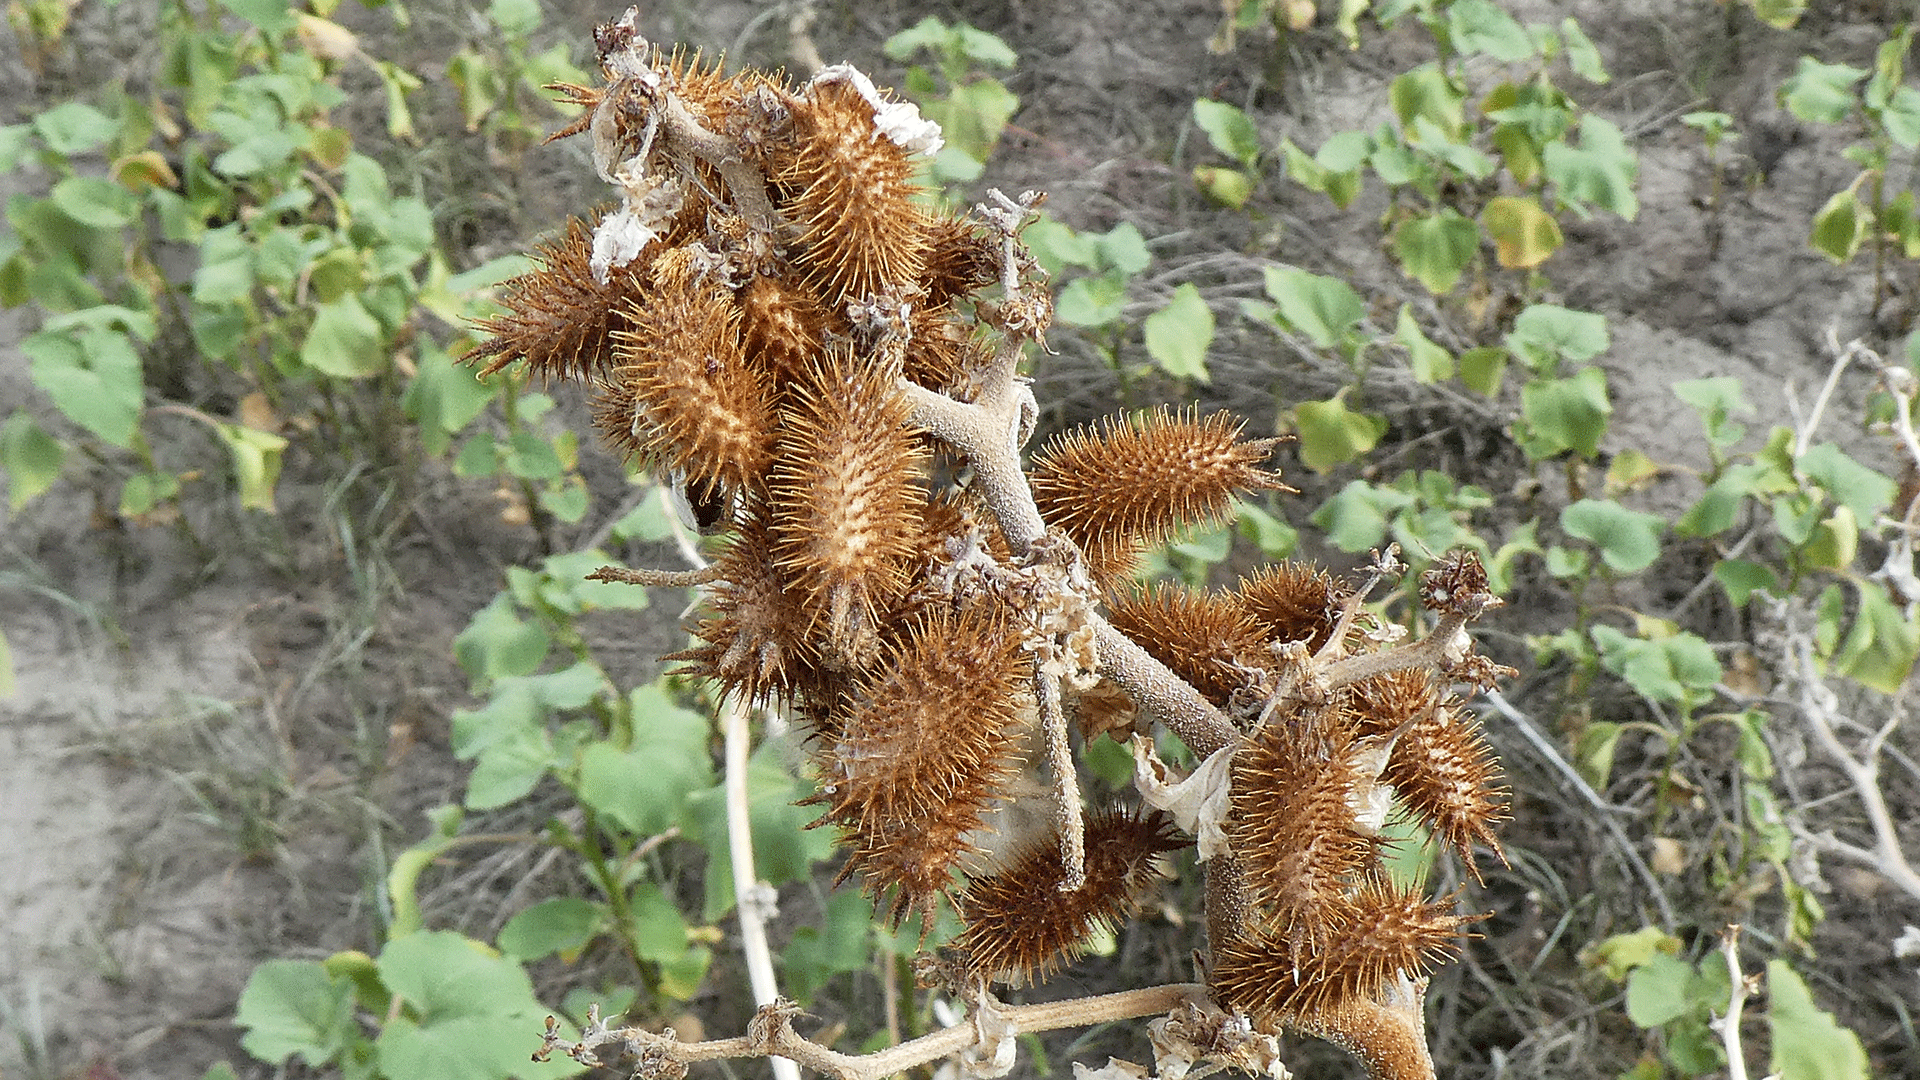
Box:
[1483,195,1564,268]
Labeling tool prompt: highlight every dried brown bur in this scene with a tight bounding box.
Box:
[954,809,1185,986]
[1031,408,1288,587]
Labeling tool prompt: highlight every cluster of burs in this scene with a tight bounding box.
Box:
[472,8,1507,1075]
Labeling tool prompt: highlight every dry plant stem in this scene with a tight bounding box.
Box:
[898,351,1045,550]
[1094,621,1237,758]
[723,695,803,1080]
[1483,690,1677,926]
[1716,924,1758,1080]
[650,86,782,236]
[547,985,1209,1080]
[588,565,722,587]
[1035,664,1087,891]
[1310,609,1472,697]
[1786,631,1920,903]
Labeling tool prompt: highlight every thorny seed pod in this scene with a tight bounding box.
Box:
[1210,877,1480,1028]
[1350,671,1507,876]
[1030,408,1286,580]
[773,73,931,306]
[1228,710,1381,943]
[815,606,1028,832]
[468,213,650,381]
[595,247,777,495]
[953,809,1185,986]
[1233,561,1354,654]
[769,347,928,666]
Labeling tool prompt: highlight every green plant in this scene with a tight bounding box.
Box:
[884,17,1018,186]
[1787,23,1920,321]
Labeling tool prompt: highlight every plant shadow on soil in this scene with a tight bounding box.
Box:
[4,2,1920,1079]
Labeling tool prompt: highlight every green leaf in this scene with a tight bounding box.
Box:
[1517,366,1612,459]
[387,806,464,938]
[3,412,64,509]
[49,176,138,229]
[1766,960,1871,1080]
[1715,559,1779,607]
[1394,306,1454,383]
[626,882,692,964]
[932,78,1018,163]
[1393,208,1479,293]
[1143,283,1214,382]
[488,0,541,35]
[236,960,353,1067]
[1779,57,1866,125]
[1263,265,1366,351]
[1095,223,1152,275]
[1560,18,1609,83]
[1193,166,1255,209]
[1390,63,1465,142]
[1834,581,1920,694]
[1459,346,1508,396]
[1293,391,1388,473]
[954,24,1018,68]
[684,739,836,922]
[1592,626,1722,706]
[1624,951,1694,1027]
[1810,189,1865,263]
[32,101,121,156]
[498,898,605,961]
[577,685,715,836]
[220,0,296,33]
[1482,195,1563,268]
[1561,498,1663,573]
[402,343,497,456]
[1745,0,1806,30]
[782,889,877,1002]
[300,295,386,378]
[211,419,289,513]
[1673,376,1752,449]
[1507,304,1610,370]
[1543,115,1639,219]
[1798,442,1895,520]
[1192,98,1261,169]
[374,932,577,1080]
[1312,480,1413,554]
[1572,720,1621,790]
[23,327,143,448]
[1055,272,1128,327]
[1235,500,1298,558]
[1879,85,1920,148]
[452,594,550,687]
[1447,0,1533,62]
[1587,926,1680,981]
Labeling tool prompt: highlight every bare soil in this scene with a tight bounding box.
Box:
[3,2,1918,1080]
